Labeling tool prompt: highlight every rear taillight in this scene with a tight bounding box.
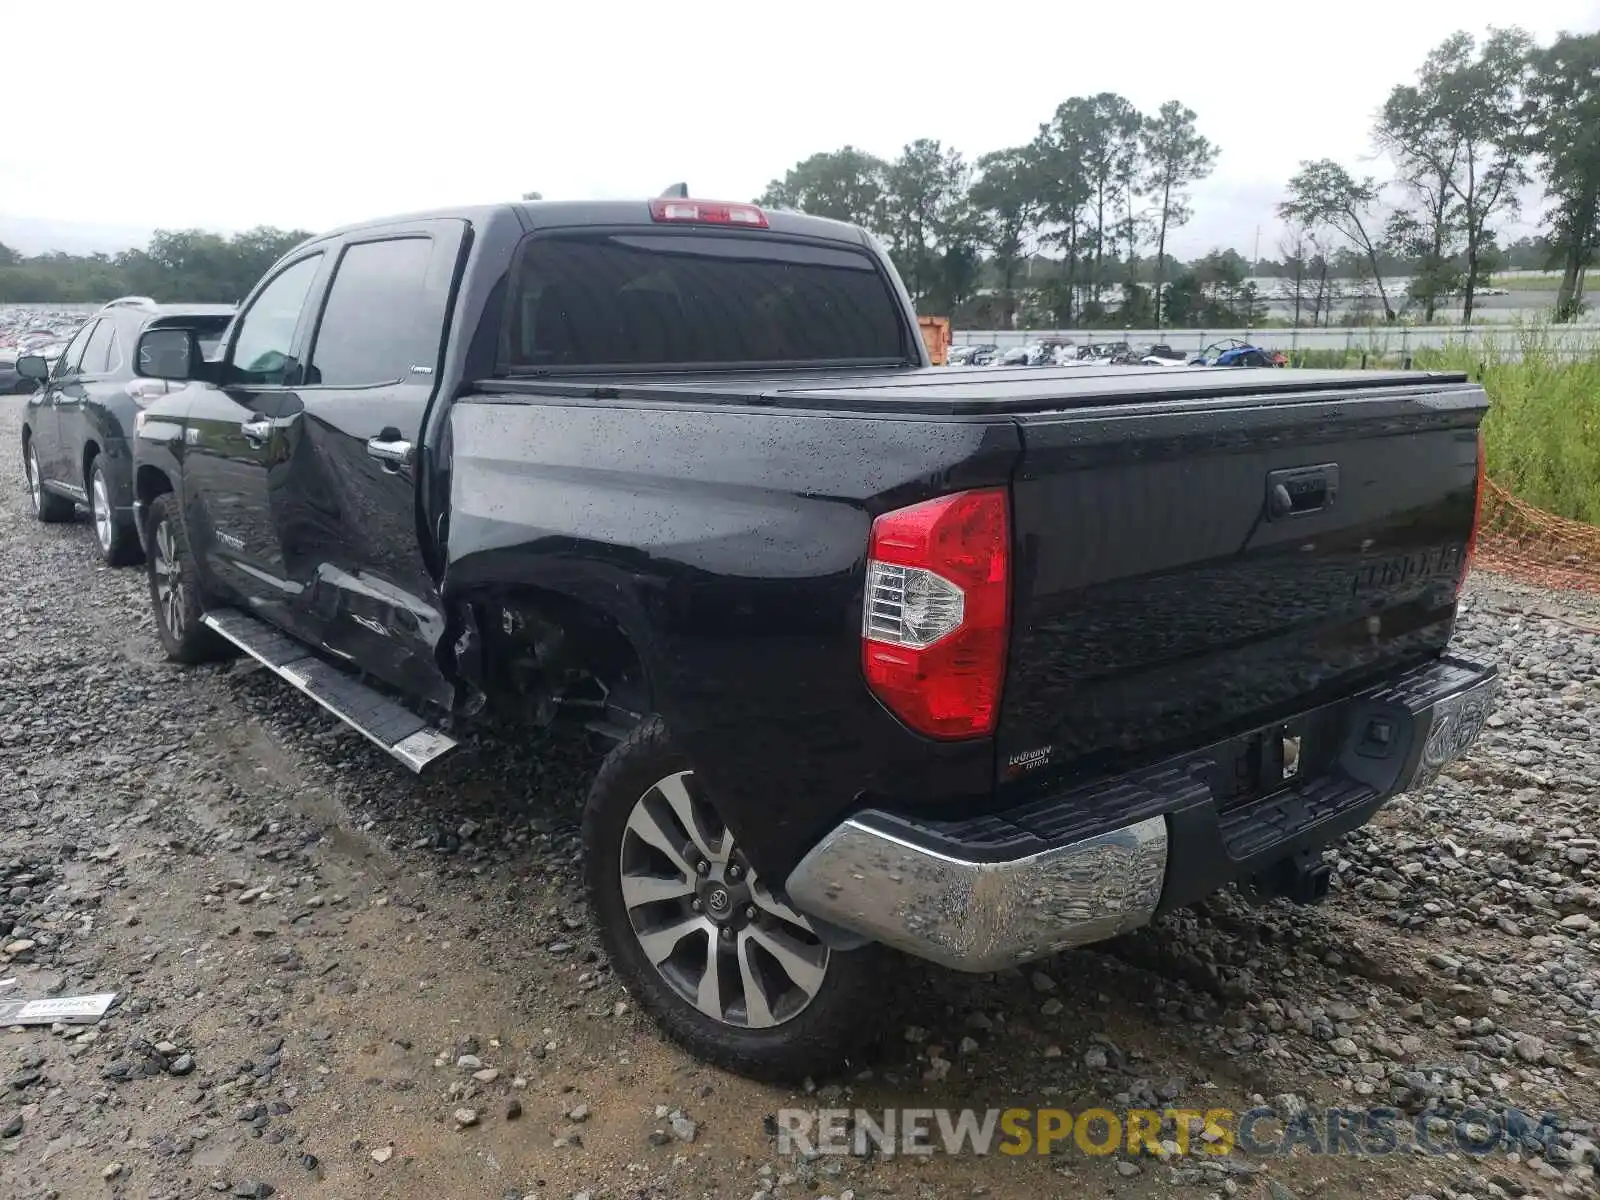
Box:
[648,198,769,228]
[862,488,1010,740]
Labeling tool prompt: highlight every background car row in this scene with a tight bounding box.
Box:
[946,336,1287,368]
[0,308,85,392]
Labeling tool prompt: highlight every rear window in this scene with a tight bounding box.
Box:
[505,232,909,370]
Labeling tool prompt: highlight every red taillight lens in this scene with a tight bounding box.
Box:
[862,488,1010,740]
[648,198,769,228]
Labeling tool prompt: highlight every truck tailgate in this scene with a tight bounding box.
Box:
[998,376,1486,791]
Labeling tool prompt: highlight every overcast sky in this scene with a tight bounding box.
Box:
[3,0,1597,257]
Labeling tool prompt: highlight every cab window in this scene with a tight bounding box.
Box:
[228,255,324,385]
[50,321,98,379]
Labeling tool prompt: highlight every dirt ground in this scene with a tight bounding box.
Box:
[0,393,1596,1200]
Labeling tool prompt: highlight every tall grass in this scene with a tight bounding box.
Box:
[1427,335,1600,525]
[1287,329,1600,524]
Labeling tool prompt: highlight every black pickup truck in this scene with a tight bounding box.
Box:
[129,196,1497,1079]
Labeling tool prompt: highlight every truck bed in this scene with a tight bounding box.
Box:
[451,364,1485,849]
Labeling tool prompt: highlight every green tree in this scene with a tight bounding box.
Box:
[1383,209,1460,320]
[1412,28,1538,322]
[1377,64,1464,321]
[0,226,311,303]
[1160,270,1203,326]
[1030,111,1092,325]
[1527,31,1600,321]
[930,231,984,314]
[1052,94,1143,306]
[1280,159,1396,321]
[882,139,970,307]
[1141,101,1217,330]
[1278,223,1314,327]
[969,147,1043,327]
[226,227,312,297]
[756,147,888,231]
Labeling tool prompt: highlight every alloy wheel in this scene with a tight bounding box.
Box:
[151,518,186,639]
[618,770,829,1029]
[25,445,41,514]
[91,468,112,552]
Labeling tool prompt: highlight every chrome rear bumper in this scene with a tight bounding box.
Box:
[786,660,1497,972]
[787,815,1167,972]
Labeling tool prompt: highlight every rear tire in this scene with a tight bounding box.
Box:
[143,493,233,664]
[23,440,73,523]
[90,457,142,567]
[584,717,884,1081]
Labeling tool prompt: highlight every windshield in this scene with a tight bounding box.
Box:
[505,232,910,370]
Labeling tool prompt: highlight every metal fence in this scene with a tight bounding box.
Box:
[951,325,1600,358]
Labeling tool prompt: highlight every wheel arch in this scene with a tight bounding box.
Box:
[81,438,102,490]
[134,464,178,556]
[135,463,175,508]
[452,582,655,734]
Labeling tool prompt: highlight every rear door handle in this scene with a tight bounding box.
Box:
[240,416,273,441]
[367,435,414,468]
[1267,463,1340,519]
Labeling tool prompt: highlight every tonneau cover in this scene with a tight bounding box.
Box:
[478,364,1473,416]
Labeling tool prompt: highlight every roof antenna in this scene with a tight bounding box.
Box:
[659,182,689,198]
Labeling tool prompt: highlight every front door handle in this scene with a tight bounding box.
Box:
[240,416,273,442]
[367,435,414,468]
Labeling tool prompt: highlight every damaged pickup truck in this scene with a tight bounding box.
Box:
[129,196,1497,1079]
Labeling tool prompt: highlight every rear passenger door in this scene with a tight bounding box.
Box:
[273,221,465,708]
[33,320,98,488]
[55,317,120,483]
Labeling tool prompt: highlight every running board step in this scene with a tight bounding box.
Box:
[201,608,458,773]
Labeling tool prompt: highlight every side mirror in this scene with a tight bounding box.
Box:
[16,355,48,381]
[135,327,206,382]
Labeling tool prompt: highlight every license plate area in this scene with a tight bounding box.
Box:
[1208,710,1340,812]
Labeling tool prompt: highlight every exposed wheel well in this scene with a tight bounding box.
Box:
[81,440,101,490]
[463,587,651,736]
[136,464,174,511]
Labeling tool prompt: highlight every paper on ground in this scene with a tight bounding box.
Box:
[0,992,118,1026]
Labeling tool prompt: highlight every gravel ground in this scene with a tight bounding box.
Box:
[0,392,1596,1200]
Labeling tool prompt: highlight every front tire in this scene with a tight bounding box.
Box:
[23,440,73,523]
[143,493,233,664]
[90,457,142,567]
[584,717,883,1081]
